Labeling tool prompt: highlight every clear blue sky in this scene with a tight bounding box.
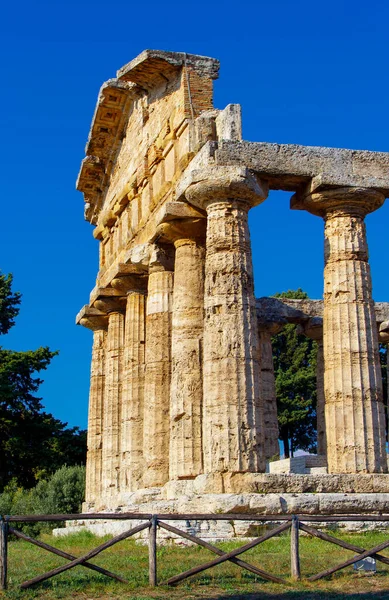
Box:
[1,0,388,429]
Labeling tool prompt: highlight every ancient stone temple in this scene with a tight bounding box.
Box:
[76,50,389,519]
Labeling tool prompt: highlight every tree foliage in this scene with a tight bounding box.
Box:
[0,272,87,490]
[0,466,85,535]
[272,289,318,458]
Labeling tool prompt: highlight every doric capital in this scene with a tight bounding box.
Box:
[156,218,206,247]
[76,305,108,331]
[291,186,385,218]
[257,320,285,336]
[90,288,126,313]
[111,275,147,293]
[299,317,323,342]
[379,321,389,344]
[184,166,268,211]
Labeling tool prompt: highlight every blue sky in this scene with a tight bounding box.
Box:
[1,0,388,429]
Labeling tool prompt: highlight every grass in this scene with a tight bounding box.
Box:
[2,528,389,599]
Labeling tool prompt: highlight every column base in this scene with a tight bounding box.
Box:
[54,470,389,540]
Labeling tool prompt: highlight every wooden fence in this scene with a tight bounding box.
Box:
[1,512,389,590]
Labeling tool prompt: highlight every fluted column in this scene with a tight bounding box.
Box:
[293,187,387,473]
[301,317,326,457]
[111,274,147,494]
[94,294,126,502]
[80,314,108,507]
[121,290,146,491]
[186,168,268,473]
[258,322,281,461]
[143,251,174,487]
[157,219,205,480]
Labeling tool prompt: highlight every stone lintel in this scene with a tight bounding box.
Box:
[211,141,389,196]
[256,297,389,328]
[117,50,220,86]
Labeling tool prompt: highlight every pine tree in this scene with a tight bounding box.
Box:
[0,272,86,489]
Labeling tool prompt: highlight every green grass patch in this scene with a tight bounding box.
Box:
[2,529,389,599]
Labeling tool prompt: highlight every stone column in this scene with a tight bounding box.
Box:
[111,274,147,494]
[143,248,174,487]
[79,314,108,507]
[121,291,146,491]
[301,317,326,457]
[293,187,387,473]
[157,218,206,480]
[94,296,126,501]
[379,321,389,452]
[186,167,268,473]
[258,322,281,461]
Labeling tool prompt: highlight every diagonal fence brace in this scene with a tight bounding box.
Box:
[10,527,127,584]
[165,520,291,585]
[309,536,389,581]
[21,520,150,589]
[159,520,287,585]
[300,522,389,567]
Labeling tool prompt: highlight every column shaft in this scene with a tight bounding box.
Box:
[121,292,146,492]
[203,200,264,473]
[102,311,125,500]
[258,329,279,461]
[169,240,205,479]
[85,329,106,505]
[316,340,326,456]
[323,210,386,472]
[143,270,173,487]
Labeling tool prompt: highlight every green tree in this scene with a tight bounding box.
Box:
[272,289,318,458]
[0,272,87,490]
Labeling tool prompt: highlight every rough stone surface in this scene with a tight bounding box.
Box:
[166,227,205,479]
[293,188,387,474]
[258,323,280,460]
[84,328,107,505]
[102,311,124,505]
[76,49,389,521]
[185,174,267,474]
[143,269,173,487]
[121,292,146,492]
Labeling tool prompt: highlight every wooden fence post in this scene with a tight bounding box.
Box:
[148,515,157,586]
[291,515,301,580]
[0,519,8,590]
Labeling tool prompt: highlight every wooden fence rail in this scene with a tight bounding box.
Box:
[1,512,389,590]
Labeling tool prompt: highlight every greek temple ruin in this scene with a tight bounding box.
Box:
[76,50,389,516]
